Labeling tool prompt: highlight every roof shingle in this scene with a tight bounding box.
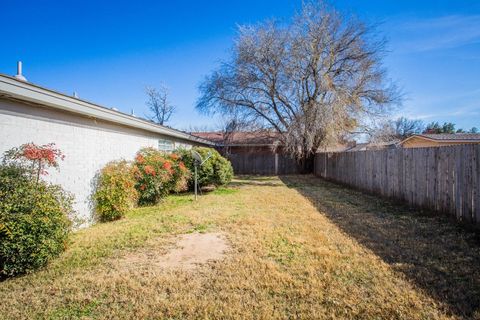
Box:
[416,133,480,141]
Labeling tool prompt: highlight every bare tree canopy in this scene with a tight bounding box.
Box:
[145,85,175,125]
[197,1,399,170]
[370,117,424,142]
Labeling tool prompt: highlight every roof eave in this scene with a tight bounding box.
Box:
[400,134,480,144]
[0,74,216,146]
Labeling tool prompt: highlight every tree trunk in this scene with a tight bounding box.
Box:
[36,162,42,183]
[297,153,314,174]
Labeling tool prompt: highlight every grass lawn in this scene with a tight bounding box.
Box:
[1,175,479,319]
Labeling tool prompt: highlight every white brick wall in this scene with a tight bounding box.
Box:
[0,99,196,226]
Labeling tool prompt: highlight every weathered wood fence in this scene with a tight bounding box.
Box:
[314,145,480,226]
[228,153,301,175]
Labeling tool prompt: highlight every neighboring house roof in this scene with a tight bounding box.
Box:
[317,142,356,152]
[0,74,215,146]
[400,133,480,145]
[344,140,399,152]
[191,132,226,144]
[345,143,369,152]
[192,131,281,146]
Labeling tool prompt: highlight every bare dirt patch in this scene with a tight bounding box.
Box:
[117,232,230,272]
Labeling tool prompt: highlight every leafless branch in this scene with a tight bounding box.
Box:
[197,1,400,169]
[145,85,175,125]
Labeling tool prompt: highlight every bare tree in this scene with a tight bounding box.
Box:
[185,124,218,133]
[393,117,424,138]
[197,1,399,172]
[370,117,424,142]
[145,85,175,125]
[220,112,256,156]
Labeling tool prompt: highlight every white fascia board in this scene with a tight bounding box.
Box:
[0,75,215,146]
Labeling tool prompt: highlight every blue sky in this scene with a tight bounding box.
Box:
[1,0,479,131]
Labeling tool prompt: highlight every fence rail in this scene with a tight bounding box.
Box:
[314,145,480,226]
[228,153,300,175]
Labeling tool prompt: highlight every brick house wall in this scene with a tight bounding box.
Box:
[0,98,198,226]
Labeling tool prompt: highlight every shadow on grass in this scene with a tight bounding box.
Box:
[280,175,480,319]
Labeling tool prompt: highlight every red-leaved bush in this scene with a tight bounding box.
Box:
[3,143,64,182]
[167,153,191,193]
[133,148,190,205]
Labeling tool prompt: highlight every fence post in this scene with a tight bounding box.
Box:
[275,153,279,175]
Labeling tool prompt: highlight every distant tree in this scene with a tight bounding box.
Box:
[424,121,455,134]
[370,117,423,142]
[197,1,398,171]
[442,122,456,134]
[424,121,442,134]
[145,85,175,125]
[221,118,240,156]
[186,124,217,133]
[393,117,424,139]
[219,111,262,155]
[424,122,478,134]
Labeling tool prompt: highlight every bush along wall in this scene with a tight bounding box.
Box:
[132,148,190,206]
[94,146,230,221]
[94,160,138,222]
[164,153,191,193]
[0,143,73,277]
[178,147,234,190]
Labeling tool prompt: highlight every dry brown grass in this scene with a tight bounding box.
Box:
[0,175,478,319]
[280,175,480,319]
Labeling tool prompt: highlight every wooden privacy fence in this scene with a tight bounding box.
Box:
[228,153,300,175]
[314,144,480,226]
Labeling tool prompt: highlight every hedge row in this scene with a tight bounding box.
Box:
[94,147,233,222]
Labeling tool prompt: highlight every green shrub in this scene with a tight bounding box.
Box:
[178,147,233,189]
[94,160,138,222]
[0,164,72,277]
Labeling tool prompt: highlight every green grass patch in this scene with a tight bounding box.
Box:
[47,300,100,319]
[267,235,304,266]
[189,222,215,233]
[212,187,238,195]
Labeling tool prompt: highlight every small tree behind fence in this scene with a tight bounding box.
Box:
[314,144,480,226]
